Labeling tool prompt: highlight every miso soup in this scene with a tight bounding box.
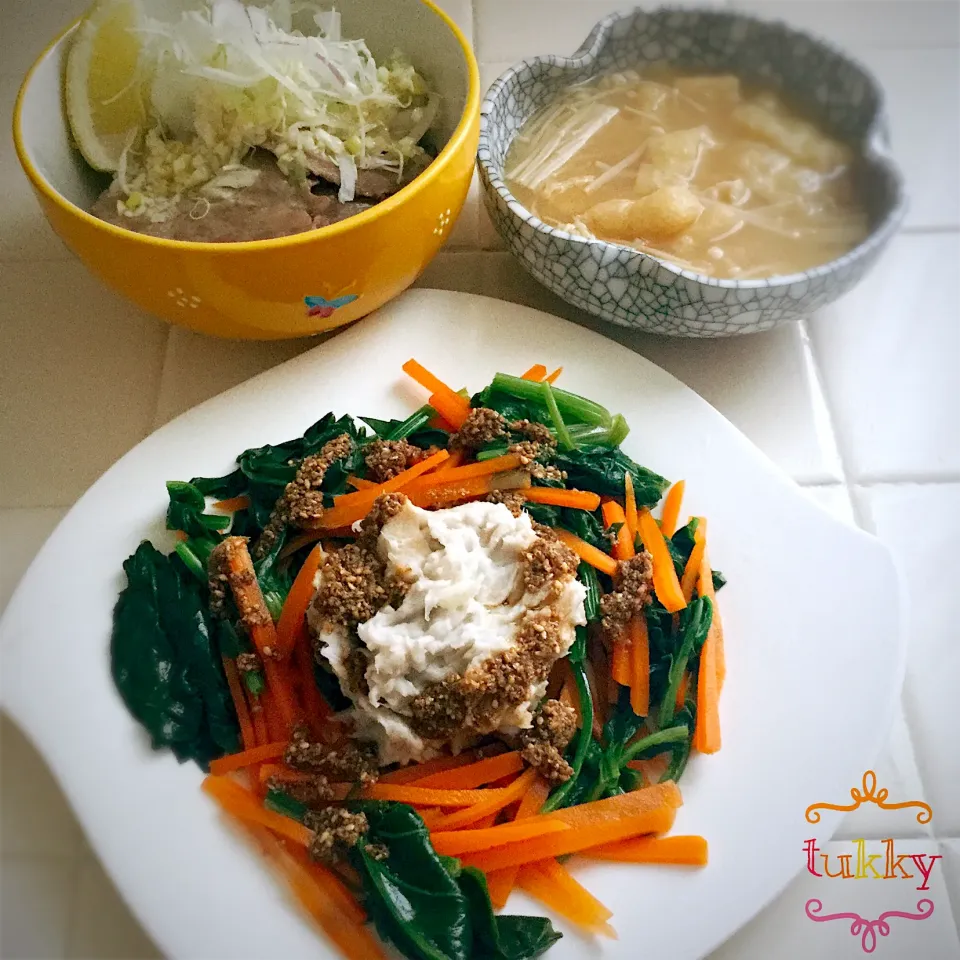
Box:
[504,68,870,279]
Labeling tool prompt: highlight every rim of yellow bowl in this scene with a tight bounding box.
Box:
[13,0,480,253]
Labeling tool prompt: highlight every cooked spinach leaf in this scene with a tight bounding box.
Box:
[558,507,607,552]
[182,412,368,535]
[486,374,612,427]
[659,596,712,729]
[541,628,594,813]
[667,518,699,568]
[111,542,239,766]
[578,564,602,624]
[522,501,561,527]
[190,469,246,500]
[459,867,561,959]
[165,481,231,538]
[555,447,669,505]
[253,526,292,621]
[469,387,541,425]
[354,803,561,960]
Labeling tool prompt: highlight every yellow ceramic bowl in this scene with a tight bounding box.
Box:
[13,0,479,339]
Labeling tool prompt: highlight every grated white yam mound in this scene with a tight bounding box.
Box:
[313,500,586,764]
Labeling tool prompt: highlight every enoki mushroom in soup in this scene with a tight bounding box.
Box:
[505,67,869,279]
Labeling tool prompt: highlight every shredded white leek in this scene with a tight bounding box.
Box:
[105,0,433,216]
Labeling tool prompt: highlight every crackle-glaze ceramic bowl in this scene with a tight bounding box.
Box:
[478,7,907,337]
[14,0,479,340]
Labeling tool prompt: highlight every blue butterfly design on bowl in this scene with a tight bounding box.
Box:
[304,294,358,319]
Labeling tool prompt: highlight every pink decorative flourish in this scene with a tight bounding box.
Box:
[805,899,935,953]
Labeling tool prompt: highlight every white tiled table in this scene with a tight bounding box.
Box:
[1,1,958,957]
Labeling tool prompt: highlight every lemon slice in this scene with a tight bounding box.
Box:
[66,0,149,172]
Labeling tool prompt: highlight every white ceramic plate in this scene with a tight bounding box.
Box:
[0,289,903,960]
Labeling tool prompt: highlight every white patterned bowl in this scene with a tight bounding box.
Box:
[477,7,907,337]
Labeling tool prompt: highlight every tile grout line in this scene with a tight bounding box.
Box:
[900,225,960,235]
[471,0,479,67]
[799,319,872,531]
[62,852,92,960]
[149,325,176,432]
[940,838,960,939]
[797,319,859,501]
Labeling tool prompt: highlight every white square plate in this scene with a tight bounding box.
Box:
[0,290,903,959]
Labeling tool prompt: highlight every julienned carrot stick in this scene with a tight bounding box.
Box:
[490,778,551,903]
[629,616,650,716]
[203,775,314,847]
[580,834,708,866]
[431,819,569,856]
[407,472,530,510]
[693,613,721,754]
[611,636,631,687]
[524,487,601,512]
[378,752,481,785]
[432,448,466,475]
[623,473,638,540]
[431,769,537,830]
[213,495,251,512]
[417,808,445,829]
[486,872,517,909]
[402,358,464,402]
[363,783,510,807]
[558,670,578,715]
[517,859,616,938]
[276,544,324,659]
[263,658,300,737]
[521,364,548,381]
[319,449,451,528]
[403,453,523,491]
[259,686,287,743]
[554,529,618,577]
[544,367,563,384]
[466,804,679,872]
[216,538,283,659]
[429,391,470,430]
[284,842,368,925]
[347,476,377,490]
[403,359,471,428]
[550,780,681,828]
[602,500,634,561]
[223,657,256,752]
[636,509,686,613]
[518,777,550,821]
[699,548,725,689]
[675,672,689,712]
[413,751,524,790]
[248,690,269,747]
[293,628,330,738]
[462,781,682,872]
[487,777,550,909]
[328,448,451,511]
[258,763,309,784]
[659,480,685,539]
[209,740,289,776]
[252,827,387,960]
[680,520,707,604]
